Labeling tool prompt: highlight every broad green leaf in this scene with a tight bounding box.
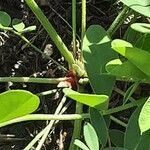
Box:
[0,90,40,123]
[12,18,25,32]
[111,39,133,48]
[109,129,124,147]
[136,130,150,150]
[104,147,128,150]
[83,25,117,96]
[63,88,109,110]
[112,42,150,77]
[121,0,150,17]
[131,23,150,34]
[135,34,150,53]
[90,108,108,146]
[22,25,36,33]
[84,122,99,150]
[124,105,142,149]
[123,26,143,46]
[74,139,90,150]
[139,97,150,133]
[106,59,150,83]
[0,11,11,28]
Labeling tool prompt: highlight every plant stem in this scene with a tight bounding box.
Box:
[81,0,86,62]
[69,102,83,150]
[72,0,77,57]
[25,0,75,66]
[10,30,67,72]
[107,6,130,36]
[35,96,67,150]
[0,77,68,84]
[110,116,127,127]
[114,87,136,102]
[103,98,145,115]
[0,114,85,128]
[69,86,84,150]
[81,0,86,44]
[36,89,57,96]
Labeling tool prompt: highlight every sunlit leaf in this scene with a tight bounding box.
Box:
[0,90,40,123]
[22,25,36,33]
[131,23,150,34]
[139,97,150,133]
[121,0,150,17]
[63,88,109,110]
[106,59,150,83]
[84,122,99,150]
[74,139,90,150]
[112,40,150,77]
[12,18,25,32]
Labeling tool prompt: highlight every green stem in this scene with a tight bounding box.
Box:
[81,0,86,62]
[25,0,75,66]
[0,114,85,128]
[69,102,83,150]
[103,98,145,115]
[72,0,76,57]
[107,6,130,36]
[36,89,57,96]
[81,0,86,44]
[110,116,127,127]
[114,87,136,102]
[123,81,140,104]
[36,96,67,149]
[10,30,67,72]
[0,77,68,84]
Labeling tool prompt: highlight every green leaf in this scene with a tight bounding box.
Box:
[109,129,124,147]
[0,11,11,28]
[74,139,90,150]
[121,0,150,17]
[123,26,143,46]
[0,90,40,123]
[124,105,142,149]
[112,41,150,77]
[12,18,25,32]
[131,23,150,34]
[22,25,36,33]
[106,59,150,83]
[104,147,128,150]
[139,97,150,133]
[83,25,117,96]
[63,88,109,110]
[84,122,99,150]
[135,34,150,53]
[90,108,108,146]
[136,130,150,150]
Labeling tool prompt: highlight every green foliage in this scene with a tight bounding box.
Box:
[83,25,117,96]
[75,122,99,150]
[90,108,108,146]
[131,23,150,34]
[12,18,25,32]
[63,88,109,110]
[124,105,142,149]
[121,0,150,17]
[0,90,39,123]
[139,97,150,133]
[0,11,11,30]
[109,129,124,147]
[104,148,128,150]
